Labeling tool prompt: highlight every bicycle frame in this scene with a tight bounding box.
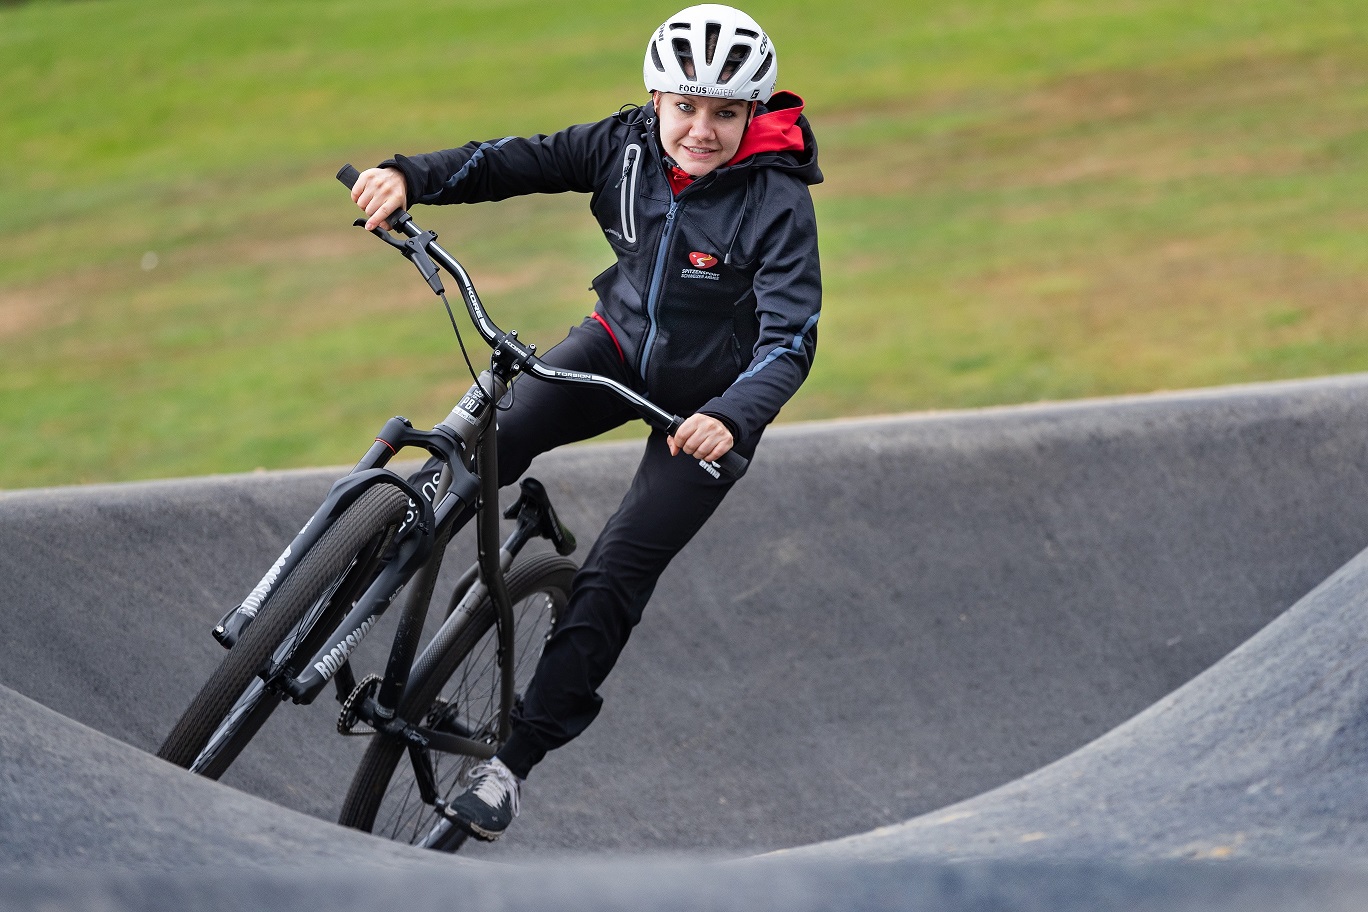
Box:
[203,163,749,771]
[210,364,526,759]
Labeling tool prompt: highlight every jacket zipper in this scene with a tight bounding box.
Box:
[637,198,680,381]
[617,144,641,244]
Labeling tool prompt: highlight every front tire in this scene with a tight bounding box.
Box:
[157,482,414,778]
[338,552,575,847]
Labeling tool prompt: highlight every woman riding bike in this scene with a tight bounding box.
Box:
[350,2,822,842]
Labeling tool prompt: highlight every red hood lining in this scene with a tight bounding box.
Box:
[728,93,807,164]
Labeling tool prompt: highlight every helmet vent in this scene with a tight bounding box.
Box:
[671,37,696,78]
[752,52,773,83]
[720,44,750,83]
[650,43,666,73]
[704,21,721,65]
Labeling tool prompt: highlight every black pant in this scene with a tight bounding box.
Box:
[491,318,754,779]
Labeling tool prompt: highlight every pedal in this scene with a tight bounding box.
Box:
[337,673,383,735]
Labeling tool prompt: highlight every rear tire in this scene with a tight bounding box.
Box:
[157,482,414,778]
[337,552,575,848]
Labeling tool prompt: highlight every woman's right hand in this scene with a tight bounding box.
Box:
[352,167,409,231]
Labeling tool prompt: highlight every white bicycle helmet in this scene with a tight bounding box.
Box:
[643,4,777,102]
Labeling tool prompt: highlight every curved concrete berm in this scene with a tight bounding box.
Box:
[5,375,1368,909]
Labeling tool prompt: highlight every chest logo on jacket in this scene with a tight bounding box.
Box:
[683,251,722,281]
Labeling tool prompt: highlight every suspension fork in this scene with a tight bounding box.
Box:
[212,469,428,650]
[279,434,481,707]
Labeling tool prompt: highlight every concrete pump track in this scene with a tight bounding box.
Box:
[8,375,1368,910]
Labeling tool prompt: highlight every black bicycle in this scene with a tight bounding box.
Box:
[156,164,746,851]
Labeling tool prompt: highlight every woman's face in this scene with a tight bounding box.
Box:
[653,91,753,177]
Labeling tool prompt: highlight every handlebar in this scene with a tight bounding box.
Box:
[337,164,748,479]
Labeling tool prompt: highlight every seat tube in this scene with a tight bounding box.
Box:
[475,422,517,744]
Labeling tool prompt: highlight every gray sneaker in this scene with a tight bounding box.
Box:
[442,758,522,841]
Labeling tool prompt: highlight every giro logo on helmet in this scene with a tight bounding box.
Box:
[689,252,719,269]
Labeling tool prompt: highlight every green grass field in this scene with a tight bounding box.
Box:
[4,0,1367,489]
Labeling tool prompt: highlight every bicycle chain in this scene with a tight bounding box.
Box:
[337,673,383,736]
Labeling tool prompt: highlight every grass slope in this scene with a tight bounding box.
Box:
[3,0,1367,487]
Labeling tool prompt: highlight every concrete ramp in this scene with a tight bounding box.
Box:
[5,375,1368,908]
[787,532,1368,864]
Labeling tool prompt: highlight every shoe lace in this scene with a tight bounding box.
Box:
[471,760,521,818]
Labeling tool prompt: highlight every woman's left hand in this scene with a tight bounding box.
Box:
[668,414,734,462]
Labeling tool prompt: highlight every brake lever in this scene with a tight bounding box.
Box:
[352,219,445,296]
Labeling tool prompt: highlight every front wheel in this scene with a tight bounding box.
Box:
[337,552,576,848]
[156,482,414,778]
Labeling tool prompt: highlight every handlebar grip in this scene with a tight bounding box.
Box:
[714,449,749,479]
[337,162,413,231]
[667,414,748,479]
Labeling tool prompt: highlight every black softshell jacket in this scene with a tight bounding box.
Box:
[381,92,823,445]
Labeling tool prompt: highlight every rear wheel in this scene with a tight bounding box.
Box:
[156,482,414,778]
[338,552,575,848]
